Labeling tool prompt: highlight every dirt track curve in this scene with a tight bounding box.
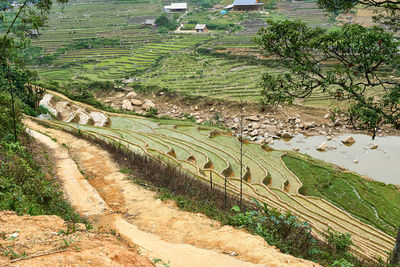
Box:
[25,119,318,267]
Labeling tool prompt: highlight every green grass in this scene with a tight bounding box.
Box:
[282,153,400,237]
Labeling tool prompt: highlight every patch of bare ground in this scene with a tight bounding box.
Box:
[0,211,151,267]
[25,118,319,267]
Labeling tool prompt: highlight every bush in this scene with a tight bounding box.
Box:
[0,137,83,223]
[155,14,178,31]
[325,227,353,253]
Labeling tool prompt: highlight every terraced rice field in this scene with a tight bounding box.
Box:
[141,53,284,100]
[35,91,396,261]
[31,0,211,81]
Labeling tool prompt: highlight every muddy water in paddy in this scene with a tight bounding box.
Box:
[270,134,400,185]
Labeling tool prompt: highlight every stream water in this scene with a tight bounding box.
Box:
[269,134,400,185]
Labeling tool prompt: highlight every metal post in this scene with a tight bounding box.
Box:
[210,171,213,192]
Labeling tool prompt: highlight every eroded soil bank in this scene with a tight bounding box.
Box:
[25,118,318,267]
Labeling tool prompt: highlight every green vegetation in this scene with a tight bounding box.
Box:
[0,0,86,227]
[255,20,400,138]
[282,153,400,239]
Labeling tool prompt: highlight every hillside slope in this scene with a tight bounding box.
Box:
[24,118,318,267]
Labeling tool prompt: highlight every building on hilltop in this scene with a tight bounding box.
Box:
[195,24,208,33]
[164,3,188,13]
[230,0,263,11]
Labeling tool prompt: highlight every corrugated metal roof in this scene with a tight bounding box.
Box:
[232,0,262,6]
[170,3,187,9]
[195,24,207,30]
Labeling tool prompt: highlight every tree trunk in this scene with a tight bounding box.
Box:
[391,227,400,265]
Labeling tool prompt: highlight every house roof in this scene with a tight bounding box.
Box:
[195,24,207,30]
[169,3,187,9]
[145,19,156,25]
[232,0,263,6]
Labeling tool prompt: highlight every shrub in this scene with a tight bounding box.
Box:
[0,137,83,223]
[325,227,353,253]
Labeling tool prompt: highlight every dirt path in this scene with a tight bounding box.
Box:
[25,119,318,267]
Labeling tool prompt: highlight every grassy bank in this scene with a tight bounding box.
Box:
[282,152,400,237]
[0,91,85,224]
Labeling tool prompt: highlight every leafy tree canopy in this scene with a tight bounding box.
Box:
[1,0,68,141]
[255,20,400,138]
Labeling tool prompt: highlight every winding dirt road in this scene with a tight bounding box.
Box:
[25,118,318,267]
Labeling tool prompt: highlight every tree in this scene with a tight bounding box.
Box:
[1,0,68,141]
[255,20,400,138]
[155,14,178,31]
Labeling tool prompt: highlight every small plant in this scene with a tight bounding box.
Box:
[325,227,353,253]
[145,107,159,118]
[182,113,195,122]
[119,168,132,174]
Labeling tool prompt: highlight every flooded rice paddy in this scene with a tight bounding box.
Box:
[270,134,400,185]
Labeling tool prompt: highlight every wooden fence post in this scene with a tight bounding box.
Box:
[210,171,213,192]
[224,176,227,209]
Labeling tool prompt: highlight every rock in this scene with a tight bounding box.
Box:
[250,129,259,137]
[231,123,239,130]
[246,115,259,122]
[369,143,378,150]
[316,142,327,151]
[326,136,332,141]
[209,107,215,112]
[131,99,143,106]
[39,94,57,116]
[122,78,135,84]
[324,114,331,119]
[287,117,297,123]
[334,119,341,126]
[280,131,293,139]
[55,101,74,122]
[115,92,125,98]
[142,100,156,111]
[233,117,240,123]
[353,159,359,164]
[194,106,199,111]
[89,111,108,127]
[295,118,301,124]
[74,110,89,124]
[196,119,204,123]
[249,122,260,129]
[303,122,316,129]
[122,99,134,111]
[126,92,137,98]
[293,147,300,152]
[341,136,355,145]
